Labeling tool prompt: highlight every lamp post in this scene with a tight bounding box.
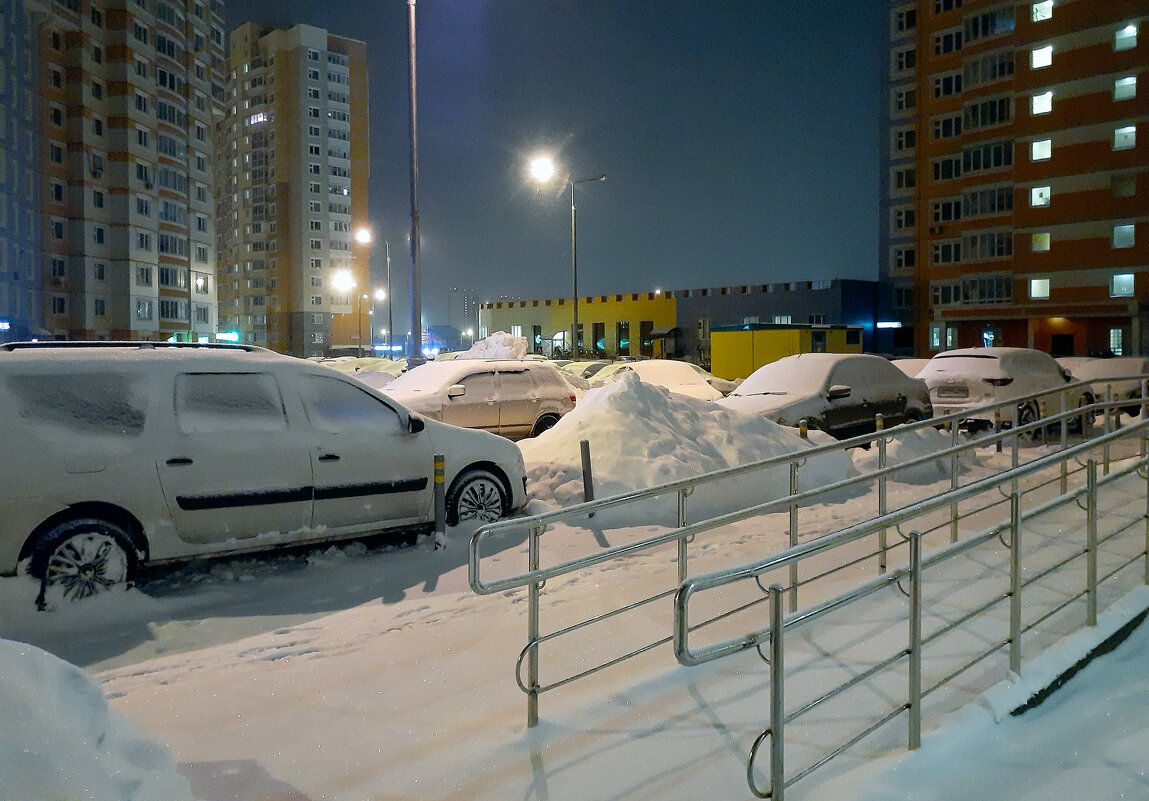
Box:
[369,289,386,353]
[384,241,393,352]
[528,157,605,358]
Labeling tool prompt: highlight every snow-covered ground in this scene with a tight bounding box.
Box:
[2,375,1147,801]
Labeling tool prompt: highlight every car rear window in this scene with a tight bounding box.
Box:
[8,372,146,437]
[175,372,287,433]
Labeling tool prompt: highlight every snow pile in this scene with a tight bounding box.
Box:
[454,331,528,360]
[0,638,193,801]
[852,424,980,484]
[519,372,857,523]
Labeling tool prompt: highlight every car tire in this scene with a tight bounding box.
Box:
[29,517,137,600]
[1016,402,1040,438]
[445,469,509,527]
[530,414,561,437]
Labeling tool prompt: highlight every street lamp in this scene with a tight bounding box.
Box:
[384,241,393,352]
[529,156,605,358]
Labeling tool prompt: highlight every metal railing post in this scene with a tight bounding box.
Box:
[995,408,1003,453]
[526,525,542,727]
[788,460,800,612]
[1103,385,1112,475]
[580,439,594,504]
[433,454,447,549]
[1086,459,1098,627]
[950,420,960,542]
[907,530,923,749]
[1009,489,1023,675]
[1011,404,1020,469]
[877,415,888,574]
[1060,390,1068,461]
[769,584,786,800]
[678,488,691,584]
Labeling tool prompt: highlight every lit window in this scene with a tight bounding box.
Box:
[1029,278,1050,299]
[1114,24,1137,51]
[1031,45,1053,69]
[1032,91,1053,115]
[1111,273,1135,297]
[1114,76,1137,101]
[1113,224,1135,248]
[1032,233,1051,252]
[1031,139,1051,160]
[1110,328,1124,356]
[773,315,792,324]
[1030,186,1051,207]
[1114,125,1136,150]
[1031,1,1052,22]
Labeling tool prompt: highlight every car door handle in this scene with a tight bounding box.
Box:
[166,457,193,465]
[318,453,340,462]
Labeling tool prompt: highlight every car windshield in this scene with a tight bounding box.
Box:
[731,358,828,397]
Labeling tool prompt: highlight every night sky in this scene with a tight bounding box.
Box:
[225,1,885,330]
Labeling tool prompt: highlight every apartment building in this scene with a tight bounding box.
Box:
[31,0,225,341]
[881,0,1148,357]
[217,23,369,358]
[0,0,47,343]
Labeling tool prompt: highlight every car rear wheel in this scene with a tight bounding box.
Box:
[445,469,508,526]
[1016,402,1039,438]
[530,414,561,437]
[29,517,137,601]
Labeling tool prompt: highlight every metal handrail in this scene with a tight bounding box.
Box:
[468,381,1148,728]
[674,437,1149,799]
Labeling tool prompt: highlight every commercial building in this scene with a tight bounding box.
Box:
[216,23,369,358]
[26,0,226,341]
[881,1,1148,357]
[479,279,878,365]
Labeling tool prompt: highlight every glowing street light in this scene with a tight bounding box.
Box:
[528,155,605,358]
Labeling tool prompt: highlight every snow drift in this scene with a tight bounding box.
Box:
[453,331,528,360]
[0,639,192,801]
[519,372,858,524]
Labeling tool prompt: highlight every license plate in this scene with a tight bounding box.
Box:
[935,385,969,399]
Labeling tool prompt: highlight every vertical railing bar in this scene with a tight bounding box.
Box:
[770,584,785,801]
[678,488,690,585]
[1009,489,1022,675]
[877,414,888,575]
[788,461,799,613]
[527,524,542,727]
[908,530,922,750]
[1103,384,1112,475]
[1086,459,1098,627]
[950,419,960,542]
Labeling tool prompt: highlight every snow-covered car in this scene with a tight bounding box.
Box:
[383,359,577,440]
[687,362,742,395]
[589,359,724,401]
[919,347,1091,429]
[716,352,933,439]
[0,342,528,599]
[891,358,931,378]
[562,360,611,380]
[1057,356,1149,415]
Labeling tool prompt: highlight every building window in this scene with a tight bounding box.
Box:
[94,298,106,317]
[310,239,322,250]
[1030,45,1053,69]
[1031,1,1052,22]
[1114,125,1136,151]
[894,247,916,269]
[931,240,962,265]
[94,227,105,245]
[1032,91,1053,115]
[1112,174,1136,197]
[895,88,916,111]
[308,107,320,118]
[1114,24,1138,51]
[1114,76,1137,101]
[932,114,962,140]
[51,258,66,278]
[1110,328,1125,356]
[1031,139,1051,161]
[1030,186,1051,207]
[894,207,915,230]
[137,266,152,286]
[1111,273,1135,297]
[893,167,916,190]
[933,71,962,98]
[1032,233,1051,252]
[308,48,321,61]
[1113,224,1135,248]
[311,295,323,306]
[52,296,67,314]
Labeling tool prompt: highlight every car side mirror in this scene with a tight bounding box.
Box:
[827,384,851,401]
[408,414,425,434]
[447,384,466,398]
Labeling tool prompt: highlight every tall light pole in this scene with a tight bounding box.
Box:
[529,157,605,358]
[406,0,423,365]
[384,240,393,351]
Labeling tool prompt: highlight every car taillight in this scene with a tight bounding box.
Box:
[570,394,576,403]
[985,377,1014,387]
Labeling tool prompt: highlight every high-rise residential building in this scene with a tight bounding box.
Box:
[881,1,1148,358]
[217,23,369,358]
[0,0,47,343]
[25,0,226,342]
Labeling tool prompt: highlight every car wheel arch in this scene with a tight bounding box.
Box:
[19,502,149,567]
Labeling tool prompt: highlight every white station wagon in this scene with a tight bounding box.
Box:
[0,342,528,600]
